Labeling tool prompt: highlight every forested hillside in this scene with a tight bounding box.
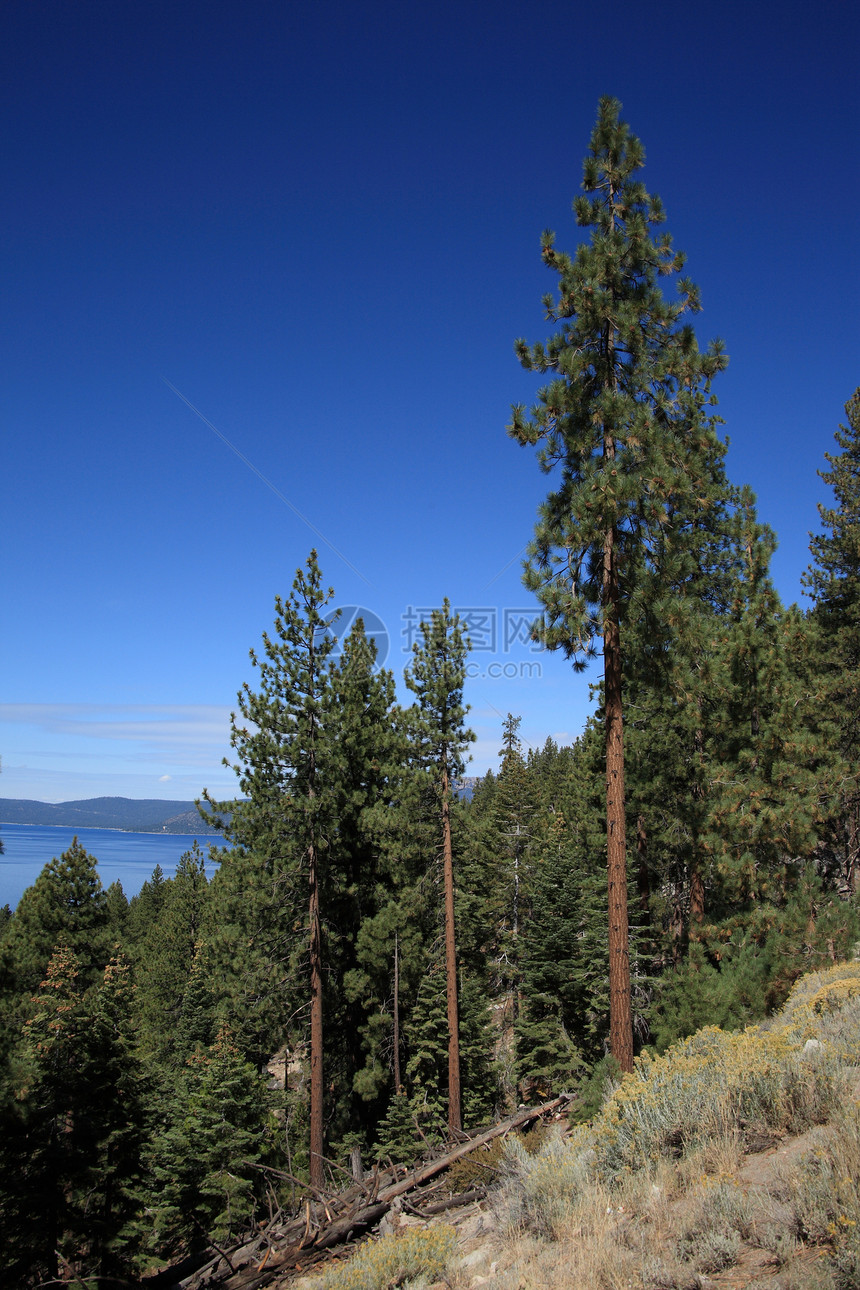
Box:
[1,99,858,1287]
[0,796,206,833]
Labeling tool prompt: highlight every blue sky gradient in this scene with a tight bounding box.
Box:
[2,0,858,802]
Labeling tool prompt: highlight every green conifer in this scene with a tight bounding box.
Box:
[203,551,337,1189]
[509,97,728,1070]
[145,1026,272,1256]
[804,388,860,890]
[404,601,474,1131]
[133,842,210,1062]
[203,555,403,1182]
[1,841,113,1060]
[9,948,148,1284]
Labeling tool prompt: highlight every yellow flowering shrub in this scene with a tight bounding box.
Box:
[779,961,860,1062]
[784,1100,860,1287]
[585,1019,844,1179]
[496,961,860,1248]
[316,1224,457,1290]
[781,960,860,1020]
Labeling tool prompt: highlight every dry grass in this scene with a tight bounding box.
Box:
[302,963,860,1290]
[486,959,860,1289]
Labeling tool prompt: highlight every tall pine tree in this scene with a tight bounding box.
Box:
[508,97,728,1070]
[803,388,860,891]
[203,551,337,1189]
[404,601,474,1131]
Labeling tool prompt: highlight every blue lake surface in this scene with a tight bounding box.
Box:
[0,822,224,909]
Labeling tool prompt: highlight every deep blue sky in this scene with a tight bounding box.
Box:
[2,0,858,803]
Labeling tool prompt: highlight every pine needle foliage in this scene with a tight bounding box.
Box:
[804,387,860,892]
[508,95,728,663]
[508,96,728,1072]
[404,600,474,1131]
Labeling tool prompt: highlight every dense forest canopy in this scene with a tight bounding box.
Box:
[1,100,858,1286]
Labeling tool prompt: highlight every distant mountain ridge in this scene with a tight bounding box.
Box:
[0,796,214,834]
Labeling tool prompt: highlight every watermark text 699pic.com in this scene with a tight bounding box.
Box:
[402,606,544,680]
[317,605,544,679]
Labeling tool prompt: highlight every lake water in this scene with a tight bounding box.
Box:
[0,822,225,910]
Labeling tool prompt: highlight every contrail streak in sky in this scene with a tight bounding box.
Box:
[163,378,373,587]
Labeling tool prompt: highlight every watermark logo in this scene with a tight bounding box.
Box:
[318,606,391,666]
[401,606,543,655]
[313,606,544,678]
[465,660,543,680]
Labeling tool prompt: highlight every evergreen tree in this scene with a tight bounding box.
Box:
[105,879,129,941]
[515,729,612,1093]
[403,961,450,1144]
[804,387,860,891]
[508,97,728,1070]
[2,839,112,1035]
[15,945,89,1284]
[203,556,403,1182]
[619,451,739,957]
[404,601,474,1131]
[133,842,211,1062]
[489,715,539,1011]
[651,869,860,1048]
[144,1026,272,1257]
[125,862,168,950]
[76,953,150,1277]
[9,948,148,1285]
[170,939,218,1059]
[203,551,337,1190]
[319,616,403,1139]
[620,478,841,1022]
[704,490,831,904]
[373,1088,424,1164]
[351,710,450,1129]
[346,892,425,1111]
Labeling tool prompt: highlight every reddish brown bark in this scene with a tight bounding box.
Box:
[604,522,634,1074]
[393,931,402,1096]
[308,843,324,1189]
[688,720,706,936]
[307,633,324,1192]
[441,754,462,1133]
[689,863,705,931]
[601,206,632,1074]
[847,799,860,896]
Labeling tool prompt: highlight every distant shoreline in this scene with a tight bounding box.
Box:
[1,821,223,833]
[0,796,231,836]
[1,820,224,838]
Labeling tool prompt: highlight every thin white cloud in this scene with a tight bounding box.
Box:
[0,705,239,800]
[0,703,233,749]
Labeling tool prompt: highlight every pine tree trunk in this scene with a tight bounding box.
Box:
[847,797,860,895]
[393,931,402,1096]
[636,814,649,917]
[689,863,705,930]
[604,523,634,1074]
[689,720,706,934]
[307,673,324,1192]
[308,838,324,1190]
[441,755,462,1133]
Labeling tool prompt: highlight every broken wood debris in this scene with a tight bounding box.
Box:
[145,1094,571,1290]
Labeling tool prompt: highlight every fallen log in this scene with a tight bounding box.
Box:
[409,1187,486,1217]
[368,1093,571,1210]
[164,1094,572,1289]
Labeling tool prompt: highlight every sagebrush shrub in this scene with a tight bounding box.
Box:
[316,1224,457,1290]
